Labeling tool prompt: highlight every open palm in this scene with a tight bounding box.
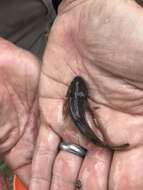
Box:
[30,0,143,190]
[0,38,40,187]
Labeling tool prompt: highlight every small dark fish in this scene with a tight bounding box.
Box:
[65,76,129,150]
[65,76,107,147]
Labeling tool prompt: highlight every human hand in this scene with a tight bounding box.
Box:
[0,38,40,187]
[30,0,143,189]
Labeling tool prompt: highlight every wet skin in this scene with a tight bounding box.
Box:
[65,76,129,150]
[30,1,143,189]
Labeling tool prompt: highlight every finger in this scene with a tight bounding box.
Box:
[109,146,143,190]
[0,123,16,144]
[14,164,31,188]
[0,129,19,153]
[4,100,39,187]
[51,150,83,190]
[78,145,112,190]
[30,125,60,190]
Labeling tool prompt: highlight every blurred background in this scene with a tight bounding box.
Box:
[0,161,13,190]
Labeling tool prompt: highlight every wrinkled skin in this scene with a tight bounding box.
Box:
[30,0,143,190]
[0,38,40,187]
